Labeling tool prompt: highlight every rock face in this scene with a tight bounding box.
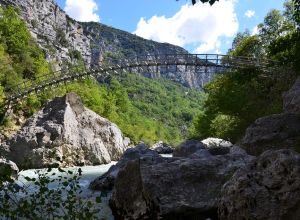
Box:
[0,158,19,180]
[0,0,216,88]
[242,113,300,155]
[242,77,300,155]
[3,93,130,169]
[0,0,91,69]
[283,77,300,114]
[90,143,161,191]
[219,149,300,220]
[150,141,173,154]
[109,141,253,220]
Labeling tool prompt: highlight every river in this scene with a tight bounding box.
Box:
[16,162,117,220]
[13,154,172,219]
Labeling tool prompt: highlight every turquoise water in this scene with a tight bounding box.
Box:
[16,162,117,220]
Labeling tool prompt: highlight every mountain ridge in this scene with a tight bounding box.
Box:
[0,0,215,88]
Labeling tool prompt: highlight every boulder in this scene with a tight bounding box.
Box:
[4,93,130,169]
[242,77,300,156]
[173,140,206,157]
[109,145,253,220]
[283,77,300,114]
[201,138,233,155]
[242,113,300,155]
[174,139,234,158]
[151,141,174,154]
[0,158,19,180]
[219,149,300,220]
[90,143,161,191]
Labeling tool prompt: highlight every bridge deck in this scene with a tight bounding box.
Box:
[3,53,278,108]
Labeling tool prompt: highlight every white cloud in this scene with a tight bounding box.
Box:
[134,0,238,54]
[64,0,100,22]
[251,25,259,35]
[245,10,255,18]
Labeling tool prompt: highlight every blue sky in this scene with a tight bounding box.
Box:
[55,0,286,54]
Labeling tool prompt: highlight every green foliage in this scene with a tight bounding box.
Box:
[31,19,38,29]
[0,5,50,91]
[69,49,83,61]
[228,34,263,58]
[0,168,101,219]
[184,0,219,5]
[210,114,241,141]
[0,6,31,55]
[268,31,299,68]
[56,28,69,47]
[191,0,300,142]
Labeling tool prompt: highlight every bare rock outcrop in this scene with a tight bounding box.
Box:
[174,139,234,157]
[201,138,233,155]
[242,77,300,155]
[150,141,174,154]
[109,141,253,220]
[283,77,300,114]
[242,113,300,155]
[3,93,130,169]
[90,143,161,191]
[219,149,300,220]
[173,140,206,157]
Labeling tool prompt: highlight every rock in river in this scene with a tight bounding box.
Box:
[90,143,161,191]
[109,141,253,220]
[3,93,130,169]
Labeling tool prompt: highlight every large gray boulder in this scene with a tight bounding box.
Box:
[4,93,130,169]
[174,139,234,158]
[109,144,253,220]
[219,149,300,220]
[90,143,161,191]
[173,140,206,157]
[242,113,300,155]
[242,77,300,155]
[283,77,300,114]
[151,141,174,154]
[201,138,233,155]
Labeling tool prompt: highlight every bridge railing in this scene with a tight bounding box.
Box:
[105,53,278,68]
[3,53,279,103]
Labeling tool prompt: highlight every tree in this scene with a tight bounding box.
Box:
[192,0,219,5]
[0,6,31,55]
[294,0,300,28]
[177,0,219,5]
[228,31,264,58]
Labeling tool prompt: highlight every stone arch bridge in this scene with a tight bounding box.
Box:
[2,53,278,114]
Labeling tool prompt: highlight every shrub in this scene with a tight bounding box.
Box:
[210,114,241,141]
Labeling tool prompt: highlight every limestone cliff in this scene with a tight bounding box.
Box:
[0,0,215,88]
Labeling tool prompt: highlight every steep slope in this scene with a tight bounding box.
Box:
[0,0,214,88]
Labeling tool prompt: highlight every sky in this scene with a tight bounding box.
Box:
[55,0,286,54]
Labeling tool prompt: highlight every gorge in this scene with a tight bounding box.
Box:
[0,0,300,219]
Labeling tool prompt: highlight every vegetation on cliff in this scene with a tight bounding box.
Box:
[0,6,50,110]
